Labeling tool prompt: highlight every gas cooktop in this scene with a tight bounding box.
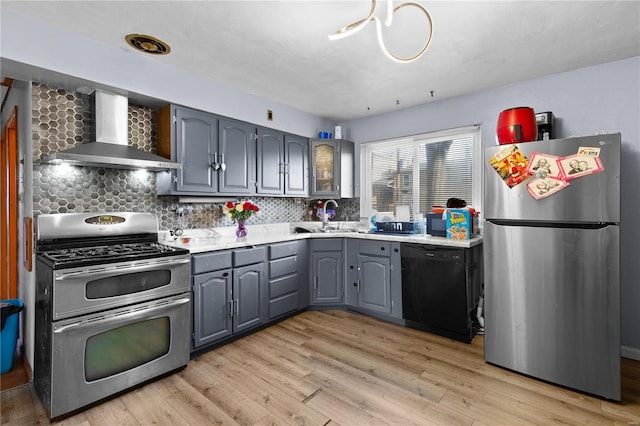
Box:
[38,242,189,269]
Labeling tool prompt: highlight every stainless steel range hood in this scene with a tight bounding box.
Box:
[41,89,181,171]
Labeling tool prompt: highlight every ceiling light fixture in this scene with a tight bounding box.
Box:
[328,0,433,63]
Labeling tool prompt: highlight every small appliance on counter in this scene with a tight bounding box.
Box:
[496,107,538,144]
[536,111,555,140]
[426,213,446,237]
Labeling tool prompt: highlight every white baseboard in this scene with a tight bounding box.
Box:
[621,345,640,361]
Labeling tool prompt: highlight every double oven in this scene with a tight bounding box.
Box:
[34,212,191,419]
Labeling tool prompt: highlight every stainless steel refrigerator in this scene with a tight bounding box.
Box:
[483,133,620,401]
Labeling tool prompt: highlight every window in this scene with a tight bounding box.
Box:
[361,126,481,220]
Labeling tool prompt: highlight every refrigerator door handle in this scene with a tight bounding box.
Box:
[487,219,616,229]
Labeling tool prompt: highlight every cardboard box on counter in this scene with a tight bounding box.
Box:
[446,208,478,240]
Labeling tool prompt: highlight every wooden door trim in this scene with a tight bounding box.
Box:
[1,106,19,299]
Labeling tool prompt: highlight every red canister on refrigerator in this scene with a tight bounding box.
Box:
[496,107,538,145]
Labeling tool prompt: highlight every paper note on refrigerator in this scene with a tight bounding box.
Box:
[489,145,531,188]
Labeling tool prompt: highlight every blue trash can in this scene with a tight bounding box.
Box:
[1,299,23,374]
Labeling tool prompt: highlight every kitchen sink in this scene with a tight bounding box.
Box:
[319,228,350,233]
[293,226,357,234]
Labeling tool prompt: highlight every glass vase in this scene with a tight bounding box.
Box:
[235,220,247,238]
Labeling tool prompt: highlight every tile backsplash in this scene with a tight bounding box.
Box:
[31,84,359,230]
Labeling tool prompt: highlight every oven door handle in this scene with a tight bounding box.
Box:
[53,297,191,334]
[57,258,191,280]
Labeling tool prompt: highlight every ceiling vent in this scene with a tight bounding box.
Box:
[125,34,170,55]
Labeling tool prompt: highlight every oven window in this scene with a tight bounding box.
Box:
[85,270,172,299]
[85,317,170,382]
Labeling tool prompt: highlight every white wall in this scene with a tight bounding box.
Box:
[342,56,640,358]
[0,9,333,138]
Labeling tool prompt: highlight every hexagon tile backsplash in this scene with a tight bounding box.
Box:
[31,84,360,230]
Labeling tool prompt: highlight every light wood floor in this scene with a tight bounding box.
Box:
[2,310,640,425]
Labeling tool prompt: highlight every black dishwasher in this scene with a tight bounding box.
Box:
[401,243,482,343]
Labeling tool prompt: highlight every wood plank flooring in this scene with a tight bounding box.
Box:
[2,310,640,425]
[0,353,29,392]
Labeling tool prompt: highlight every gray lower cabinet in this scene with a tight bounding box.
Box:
[268,241,299,319]
[268,240,310,317]
[346,240,402,319]
[357,254,392,314]
[311,239,343,304]
[191,247,267,350]
[233,262,266,332]
[192,251,233,348]
[192,270,233,347]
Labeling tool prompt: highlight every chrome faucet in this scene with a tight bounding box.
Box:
[322,199,339,230]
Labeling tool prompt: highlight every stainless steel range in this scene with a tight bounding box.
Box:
[34,212,191,420]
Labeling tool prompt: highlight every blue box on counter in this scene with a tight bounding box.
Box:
[446,209,476,240]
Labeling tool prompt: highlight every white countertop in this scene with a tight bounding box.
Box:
[162,222,483,253]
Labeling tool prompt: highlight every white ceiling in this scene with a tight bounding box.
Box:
[2,1,639,121]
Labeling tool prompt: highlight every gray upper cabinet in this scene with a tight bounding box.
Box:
[157,104,309,197]
[284,134,308,196]
[157,105,256,196]
[310,139,354,198]
[157,105,218,193]
[257,128,285,195]
[257,128,308,196]
[219,118,256,194]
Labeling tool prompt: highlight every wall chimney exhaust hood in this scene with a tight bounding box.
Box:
[41,89,181,171]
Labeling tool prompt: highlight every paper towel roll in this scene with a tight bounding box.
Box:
[396,205,410,222]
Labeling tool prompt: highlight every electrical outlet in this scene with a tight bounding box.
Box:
[267,109,273,121]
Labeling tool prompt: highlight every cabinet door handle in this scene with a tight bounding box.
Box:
[357,279,361,293]
[284,163,289,175]
[220,153,227,172]
[228,300,234,318]
[212,153,220,170]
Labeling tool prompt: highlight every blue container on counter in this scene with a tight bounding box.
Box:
[1,299,23,374]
